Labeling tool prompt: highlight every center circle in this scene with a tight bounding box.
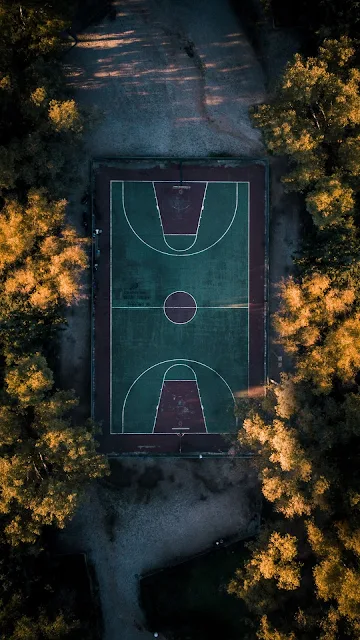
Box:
[164,291,197,325]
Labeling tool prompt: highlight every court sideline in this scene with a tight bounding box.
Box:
[59,1,298,638]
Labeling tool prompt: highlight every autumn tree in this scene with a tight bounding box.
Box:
[253,37,360,227]
[0,371,108,545]
[231,376,360,638]
[0,189,88,353]
[0,0,84,197]
[0,1,105,636]
[305,176,355,228]
[0,542,99,640]
[273,272,360,392]
[261,0,360,38]
[237,13,360,640]
[228,529,302,613]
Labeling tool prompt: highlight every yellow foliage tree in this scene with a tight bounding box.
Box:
[257,616,296,640]
[274,272,360,391]
[0,386,108,546]
[297,313,360,392]
[0,190,88,318]
[274,273,355,355]
[228,530,301,614]
[5,353,54,406]
[305,176,354,227]
[48,99,83,135]
[240,409,317,518]
[252,37,360,226]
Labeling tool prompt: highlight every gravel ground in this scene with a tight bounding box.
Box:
[58,1,301,638]
[65,0,265,159]
[58,457,260,640]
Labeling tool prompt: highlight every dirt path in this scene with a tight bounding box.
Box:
[59,1,301,638]
[58,457,260,640]
[66,0,266,158]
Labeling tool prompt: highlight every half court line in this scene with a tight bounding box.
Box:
[112,305,249,309]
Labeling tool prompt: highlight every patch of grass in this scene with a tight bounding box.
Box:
[140,540,254,640]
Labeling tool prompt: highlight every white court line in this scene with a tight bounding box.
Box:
[152,182,208,252]
[247,181,250,395]
[112,305,249,309]
[120,181,240,257]
[163,291,197,325]
[110,183,113,429]
[120,358,235,434]
[113,180,239,183]
[152,364,207,434]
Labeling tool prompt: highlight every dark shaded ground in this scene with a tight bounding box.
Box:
[141,539,253,640]
[72,0,116,32]
[47,553,102,639]
[231,0,303,88]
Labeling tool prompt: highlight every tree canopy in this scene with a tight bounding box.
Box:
[0,1,107,635]
[232,31,360,640]
[253,37,360,228]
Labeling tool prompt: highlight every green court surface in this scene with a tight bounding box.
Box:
[110,180,250,436]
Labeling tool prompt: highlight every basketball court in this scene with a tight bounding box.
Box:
[92,158,268,455]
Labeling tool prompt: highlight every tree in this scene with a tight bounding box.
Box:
[5,353,54,406]
[48,99,83,134]
[274,272,355,353]
[253,37,360,227]
[0,354,108,546]
[0,384,108,546]
[0,544,86,640]
[306,520,360,631]
[0,1,84,197]
[257,616,296,640]
[305,176,354,227]
[0,191,88,333]
[296,313,360,391]
[232,374,360,638]
[273,273,360,392]
[338,134,360,177]
[228,529,301,614]
[0,0,102,633]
